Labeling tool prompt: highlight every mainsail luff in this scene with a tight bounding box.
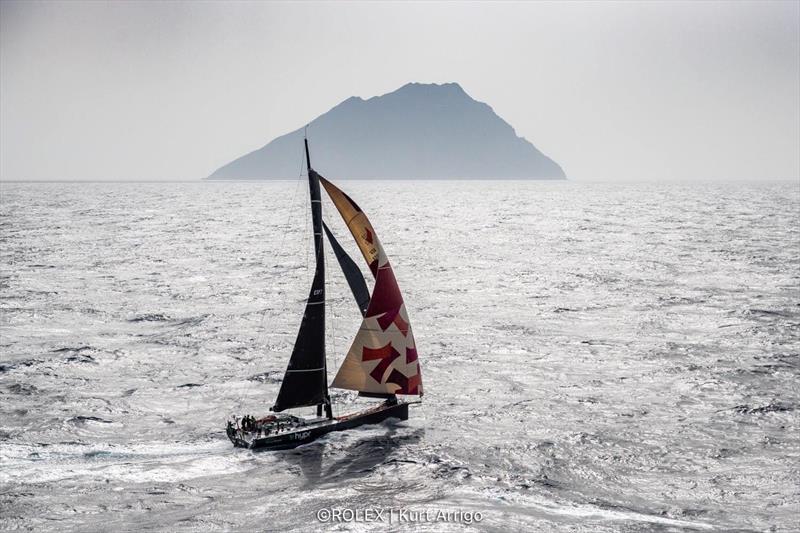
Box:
[319,177,423,397]
[271,143,331,414]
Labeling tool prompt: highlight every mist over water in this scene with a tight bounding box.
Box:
[1,180,798,531]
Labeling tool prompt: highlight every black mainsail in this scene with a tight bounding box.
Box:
[271,140,331,416]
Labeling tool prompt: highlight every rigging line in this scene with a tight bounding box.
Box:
[236,180,301,414]
[258,150,305,330]
[234,143,307,414]
[323,230,340,418]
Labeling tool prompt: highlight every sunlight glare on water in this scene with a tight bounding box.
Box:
[0,180,798,531]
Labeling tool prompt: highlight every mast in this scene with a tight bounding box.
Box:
[271,137,332,418]
[305,137,312,175]
[306,137,333,419]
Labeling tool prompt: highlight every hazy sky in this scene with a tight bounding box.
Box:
[1,0,798,181]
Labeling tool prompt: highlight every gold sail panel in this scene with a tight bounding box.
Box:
[319,177,387,276]
[320,176,423,396]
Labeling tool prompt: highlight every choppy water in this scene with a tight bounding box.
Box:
[0,180,798,532]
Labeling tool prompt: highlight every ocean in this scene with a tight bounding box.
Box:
[0,180,798,531]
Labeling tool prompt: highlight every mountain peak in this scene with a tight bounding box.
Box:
[396,81,465,92]
[208,82,565,179]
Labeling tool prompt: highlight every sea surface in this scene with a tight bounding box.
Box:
[0,180,798,532]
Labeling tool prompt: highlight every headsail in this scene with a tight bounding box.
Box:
[272,144,331,414]
[323,221,370,317]
[320,177,423,396]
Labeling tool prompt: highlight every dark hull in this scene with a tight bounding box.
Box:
[229,401,411,451]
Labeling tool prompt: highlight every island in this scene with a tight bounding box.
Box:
[207,82,565,180]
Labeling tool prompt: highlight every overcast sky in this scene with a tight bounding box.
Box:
[1,0,798,181]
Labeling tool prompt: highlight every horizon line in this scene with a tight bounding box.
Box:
[2,177,799,184]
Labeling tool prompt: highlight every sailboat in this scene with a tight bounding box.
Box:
[226,138,423,450]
